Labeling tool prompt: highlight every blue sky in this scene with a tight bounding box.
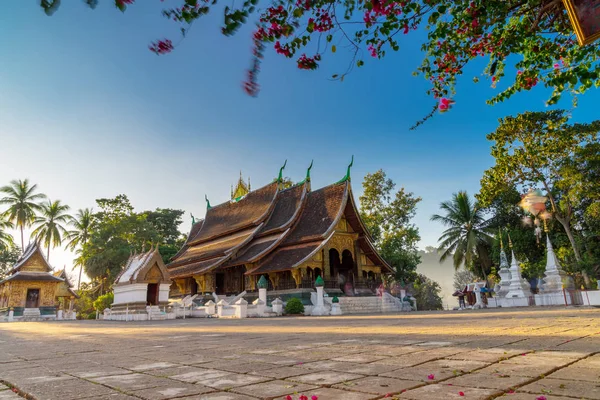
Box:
[1,1,599,281]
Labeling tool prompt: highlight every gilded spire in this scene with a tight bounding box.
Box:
[508,232,513,249]
[205,194,211,209]
[232,171,250,200]
[499,228,503,250]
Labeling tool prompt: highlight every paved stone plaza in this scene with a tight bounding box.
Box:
[0,308,599,400]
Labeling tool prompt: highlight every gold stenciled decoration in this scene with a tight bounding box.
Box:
[328,234,356,258]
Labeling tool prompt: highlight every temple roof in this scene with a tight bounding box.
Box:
[0,271,64,284]
[11,242,53,274]
[115,247,170,285]
[168,168,392,278]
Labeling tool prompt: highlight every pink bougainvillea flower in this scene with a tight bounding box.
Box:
[384,393,392,398]
[427,374,435,380]
[299,395,308,400]
[285,396,292,400]
[536,396,547,400]
[458,392,465,397]
[521,353,527,356]
[311,396,318,400]
[506,389,515,394]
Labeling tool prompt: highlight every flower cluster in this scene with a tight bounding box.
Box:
[297,54,321,70]
[148,39,173,55]
[285,395,318,400]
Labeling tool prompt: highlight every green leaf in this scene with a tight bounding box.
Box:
[331,45,336,53]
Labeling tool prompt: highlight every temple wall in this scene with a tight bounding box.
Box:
[3,281,58,308]
[159,284,170,303]
[113,283,148,305]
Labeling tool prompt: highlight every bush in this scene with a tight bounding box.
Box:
[93,292,114,311]
[284,297,304,315]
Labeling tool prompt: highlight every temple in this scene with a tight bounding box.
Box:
[0,242,79,320]
[168,160,393,298]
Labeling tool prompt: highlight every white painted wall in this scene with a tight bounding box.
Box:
[113,283,148,305]
[159,284,171,303]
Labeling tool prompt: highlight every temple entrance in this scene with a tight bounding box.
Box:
[216,273,225,295]
[146,283,159,305]
[329,249,341,277]
[314,268,322,279]
[26,289,39,308]
[190,278,198,295]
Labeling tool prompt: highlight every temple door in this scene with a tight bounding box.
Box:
[146,284,159,305]
[26,289,40,308]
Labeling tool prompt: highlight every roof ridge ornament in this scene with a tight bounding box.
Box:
[191,213,196,225]
[205,194,211,209]
[277,160,287,183]
[297,160,314,186]
[336,155,354,184]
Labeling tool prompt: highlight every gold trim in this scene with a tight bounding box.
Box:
[563,0,600,45]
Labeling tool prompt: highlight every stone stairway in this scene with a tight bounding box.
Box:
[337,295,403,314]
[147,306,168,321]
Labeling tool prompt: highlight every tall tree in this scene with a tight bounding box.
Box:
[431,191,493,278]
[65,208,95,289]
[359,169,422,281]
[0,214,14,252]
[32,200,72,261]
[478,110,600,285]
[0,179,46,250]
[0,245,20,280]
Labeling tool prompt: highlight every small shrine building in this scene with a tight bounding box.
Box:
[0,242,77,319]
[168,160,393,297]
[112,246,171,312]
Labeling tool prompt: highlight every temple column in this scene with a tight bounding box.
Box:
[323,249,331,279]
[291,269,302,289]
[193,275,206,294]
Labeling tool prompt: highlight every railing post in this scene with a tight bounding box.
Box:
[563,288,568,306]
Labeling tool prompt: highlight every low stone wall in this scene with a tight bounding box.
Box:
[337,294,404,314]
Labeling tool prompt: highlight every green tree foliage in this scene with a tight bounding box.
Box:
[31,199,72,261]
[0,246,20,280]
[0,179,46,250]
[0,214,14,252]
[38,1,600,125]
[431,191,493,278]
[359,170,421,281]
[93,292,114,311]
[284,297,305,314]
[411,274,443,311]
[66,208,95,290]
[82,195,184,285]
[478,110,600,285]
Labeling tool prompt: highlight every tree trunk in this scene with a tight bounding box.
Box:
[77,265,83,290]
[554,213,591,287]
[47,246,50,261]
[20,226,24,251]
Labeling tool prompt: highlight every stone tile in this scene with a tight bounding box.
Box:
[501,354,574,368]
[575,353,600,368]
[232,380,318,398]
[128,362,180,371]
[381,359,487,381]
[519,377,600,399]
[303,387,379,400]
[177,393,257,400]
[444,372,533,390]
[199,373,272,390]
[331,354,389,363]
[170,368,233,383]
[372,352,441,367]
[547,366,600,382]
[131,382,214,399]
[209,361,279,374]
[248,366,311,379]
[481,360,563,378]
[70,366,132,378]
[287,371,364,385]
[145,366,205,378]
[332,376,423,395]
[335,362,401,376]
[0,391,21,400]
[447,348,521,363]
[296,360,349,371]
[399,384,501,400]
[19,379,118,400]
[91,374,173,391]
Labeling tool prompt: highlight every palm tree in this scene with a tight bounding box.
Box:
[0,179,46,250]
[65,208,94,289]
[431,191,493,279]
[0,214,14,251]
[31,200,71,261]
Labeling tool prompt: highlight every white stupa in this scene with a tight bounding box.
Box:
[541,234,568,293]
[505,250,530,299]
[496,238,512,298]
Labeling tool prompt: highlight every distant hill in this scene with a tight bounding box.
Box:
[416,247,456,309]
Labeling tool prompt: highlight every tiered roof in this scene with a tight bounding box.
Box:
[0,242,64,284]
[168,163,392,278]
